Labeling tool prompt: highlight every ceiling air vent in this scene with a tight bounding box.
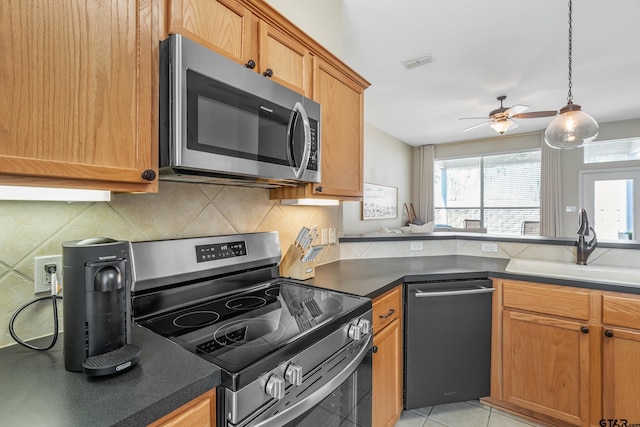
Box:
[401,53,435,70]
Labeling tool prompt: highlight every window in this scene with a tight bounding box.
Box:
[580,169,640,240]
[434,151,541,235]
[584,137,640,164]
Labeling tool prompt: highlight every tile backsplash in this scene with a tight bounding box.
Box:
[0,182,339,348]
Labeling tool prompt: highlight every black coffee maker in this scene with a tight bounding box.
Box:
[62,238,141,376]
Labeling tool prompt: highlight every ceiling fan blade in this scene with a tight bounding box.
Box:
[504,104,529,117]
[509,120,519,130]
[462,121,490,132]
[512,110,558,119]
[459,117,490,120]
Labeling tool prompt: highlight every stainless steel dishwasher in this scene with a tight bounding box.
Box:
[404,278,494,409]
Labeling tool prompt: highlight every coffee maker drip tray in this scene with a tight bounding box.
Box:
[81,344,142,376]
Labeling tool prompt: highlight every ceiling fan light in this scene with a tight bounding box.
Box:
[489,120,515,135]
[544,104,599,149]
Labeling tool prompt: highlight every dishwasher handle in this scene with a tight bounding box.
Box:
[413,286,495,298]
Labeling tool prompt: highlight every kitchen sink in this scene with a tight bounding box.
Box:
[505,258,640,287]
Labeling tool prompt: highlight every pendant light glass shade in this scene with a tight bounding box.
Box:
[544,102,599,149]
[544,0,598,150]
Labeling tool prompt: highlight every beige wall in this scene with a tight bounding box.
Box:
[0,183,339,348]
[341,124,414,234]
[265,0,343,57]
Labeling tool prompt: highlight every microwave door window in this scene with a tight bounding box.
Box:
[187,70,260,159]
[257,105,292,166]
[187,69,290,167]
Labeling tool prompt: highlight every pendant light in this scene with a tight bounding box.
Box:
[544,0,598,149]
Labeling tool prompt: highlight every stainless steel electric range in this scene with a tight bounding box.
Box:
[130,232,372,427]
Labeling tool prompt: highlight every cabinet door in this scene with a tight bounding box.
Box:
[0,0,157,192]
[602,327,640,421]
[372,318,403,427]
[148,389,216,427]
[257,20,311,96]
[312,58,364,198]
[168,0,254,65]
[503,310,590,426]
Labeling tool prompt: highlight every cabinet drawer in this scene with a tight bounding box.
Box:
[373,285,402,333]
[602,294,640,329]
[503,281,590,320]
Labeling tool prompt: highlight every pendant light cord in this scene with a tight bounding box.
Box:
[567,0,573,104]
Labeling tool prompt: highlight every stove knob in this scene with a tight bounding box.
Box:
[348,324,363,341]
[265,374,285,400]
[285,364,303,386]
[358,319,371,335]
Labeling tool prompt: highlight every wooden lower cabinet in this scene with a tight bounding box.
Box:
[601,293,640,421]
[491,279,640,427]
[502,310,590,425]
[372,285,403,427]
[148,389,216,427]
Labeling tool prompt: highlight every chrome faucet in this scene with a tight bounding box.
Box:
[576,208,597,265]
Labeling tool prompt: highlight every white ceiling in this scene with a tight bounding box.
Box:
[341,0,640,146]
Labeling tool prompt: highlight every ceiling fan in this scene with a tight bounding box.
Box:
[460,96,557,135]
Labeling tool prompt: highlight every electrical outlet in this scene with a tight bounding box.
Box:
[481,243,498,253]
[34,255,62,294]
[410,241,424,251]
[328,228,336,244]
[321,228,328,245]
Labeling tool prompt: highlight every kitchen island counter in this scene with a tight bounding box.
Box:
[311,255,640,298]
[0,323,220,427]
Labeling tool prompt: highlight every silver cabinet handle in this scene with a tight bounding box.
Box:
[414,287,495,298]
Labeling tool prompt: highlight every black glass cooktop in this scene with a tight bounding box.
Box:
[139,280,366,373]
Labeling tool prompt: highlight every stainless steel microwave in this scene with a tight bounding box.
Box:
[159,34,321,187]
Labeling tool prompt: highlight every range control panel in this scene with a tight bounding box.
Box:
[195,241,247,263]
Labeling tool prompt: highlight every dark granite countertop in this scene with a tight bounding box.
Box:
[311,255,640,298]
[310,255,509,299]
[0,323,220,427]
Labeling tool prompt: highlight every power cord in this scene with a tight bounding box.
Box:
[9,266,62,351]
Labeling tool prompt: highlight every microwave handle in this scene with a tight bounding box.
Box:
[288,102,312,179]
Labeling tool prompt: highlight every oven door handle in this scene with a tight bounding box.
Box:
[250,333,372,427]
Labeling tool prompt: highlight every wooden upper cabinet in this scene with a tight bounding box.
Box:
[166,0,254,65]
[257,20,311,96]
[311,58,366,199]
[0,0,158,192]
[269,57,368,201]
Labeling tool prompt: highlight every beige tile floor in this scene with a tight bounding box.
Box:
[395,400,544,427]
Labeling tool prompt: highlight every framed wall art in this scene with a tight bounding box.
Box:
[362,183,398,220]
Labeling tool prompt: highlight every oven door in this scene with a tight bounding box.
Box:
[222,335,372,427]
[281,349,372,427]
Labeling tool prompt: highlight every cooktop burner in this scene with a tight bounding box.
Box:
[138,280,366,374]
[225,296,267,311]
[173,311,220,328]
